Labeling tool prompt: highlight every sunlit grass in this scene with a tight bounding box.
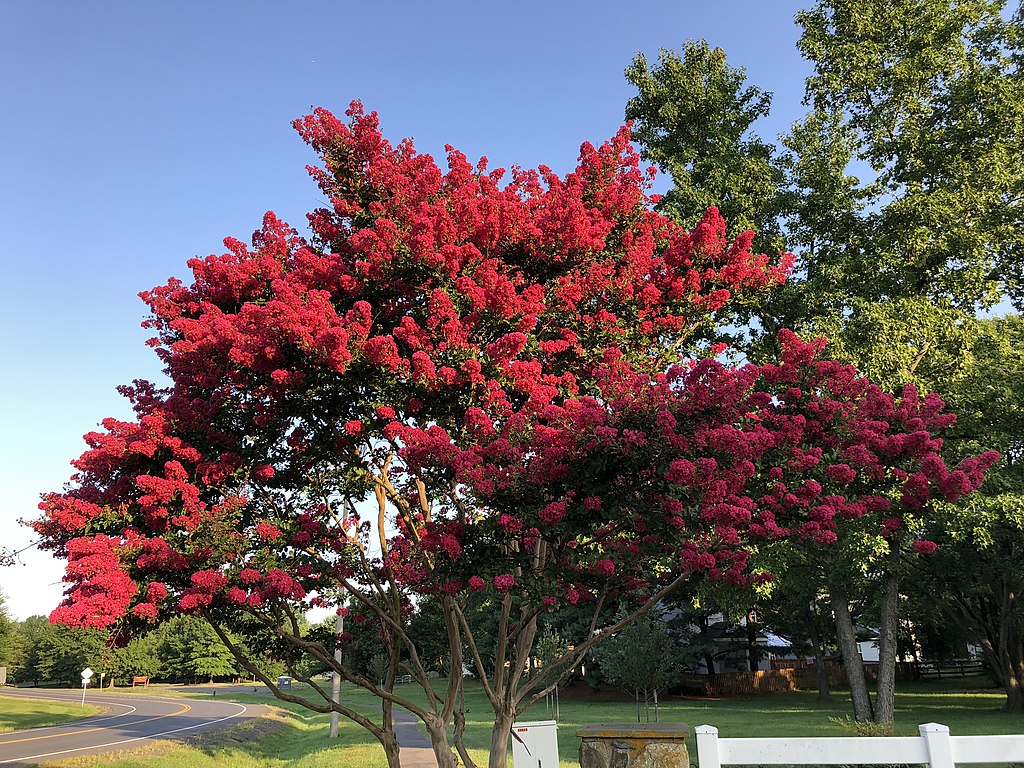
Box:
[0,696,101,733]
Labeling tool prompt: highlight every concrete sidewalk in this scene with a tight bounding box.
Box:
[392,706,439,768]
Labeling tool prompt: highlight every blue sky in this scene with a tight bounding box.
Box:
[0,1,811,620]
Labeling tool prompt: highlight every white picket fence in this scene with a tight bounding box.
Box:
[695,723,1024,768]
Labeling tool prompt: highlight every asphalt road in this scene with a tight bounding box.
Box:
[0,687,262,766]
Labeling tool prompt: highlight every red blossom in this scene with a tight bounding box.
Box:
[493,574,516,592]
[913,539,938,555]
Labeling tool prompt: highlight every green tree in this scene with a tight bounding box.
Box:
[406,597,455,676]
[626,40,785,258]
[625,0,1024,725]
[109,631,162,684]
[913,315,1024,711]
[158,616,237,683]
[0,590,15,675]
[593,616,691,722]
[36,624,106,686]
[9,616,49,685]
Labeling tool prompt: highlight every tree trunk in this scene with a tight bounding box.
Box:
[806,604,832,702]
[872,567,899,729]
[829,579,873,722]
[1004,673,1024,714]
[747,610,761,672]
[424,712,460,768]
[489,709,516,768]
[381,730,402,768]
[979,632,1024,714]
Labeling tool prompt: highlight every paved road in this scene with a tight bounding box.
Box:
[0,688,261,766]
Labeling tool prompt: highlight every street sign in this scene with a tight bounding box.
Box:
[81,668,93,706]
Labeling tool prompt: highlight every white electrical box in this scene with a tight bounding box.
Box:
[510,719,559,768]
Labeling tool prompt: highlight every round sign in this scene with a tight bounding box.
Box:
[81,668,94,680]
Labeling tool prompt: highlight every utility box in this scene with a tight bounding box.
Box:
[510,719,559,768]
[277,676,292,689]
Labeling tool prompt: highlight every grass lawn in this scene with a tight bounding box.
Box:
[36,676,1024,768]
[0,696,102,733]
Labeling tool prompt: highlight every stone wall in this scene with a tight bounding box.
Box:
[577,723,690,768]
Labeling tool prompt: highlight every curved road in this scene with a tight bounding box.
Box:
[0,688,262,766]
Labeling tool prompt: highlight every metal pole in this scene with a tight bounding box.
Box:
[81,680,88,706]
[329,609,344,737]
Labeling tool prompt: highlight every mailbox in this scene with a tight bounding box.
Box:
[510,719,559,768]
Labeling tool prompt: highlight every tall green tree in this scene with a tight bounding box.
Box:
[157,616,237,683]
[36,624,106,686]
[0,590,15,675]
[913,315,1024,711]
[626,40,785,259]
[9,616,50,685]
[625,0,1024,725]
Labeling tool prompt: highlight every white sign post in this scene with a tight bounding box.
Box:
[81,667,93,706]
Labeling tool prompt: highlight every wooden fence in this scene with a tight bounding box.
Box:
[677,665,848,697]
[679,658,983,697]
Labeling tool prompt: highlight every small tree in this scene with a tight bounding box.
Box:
[594,616,689,722]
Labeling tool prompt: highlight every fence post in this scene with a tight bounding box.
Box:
[695,725,721,768]
[920,723,954,768]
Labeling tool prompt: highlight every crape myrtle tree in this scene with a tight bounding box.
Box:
[32,104,996,768]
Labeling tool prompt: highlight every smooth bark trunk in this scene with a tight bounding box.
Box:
[489,710,515,768]
[382,730,402,768]
[806,604,832,702]
[425,713,460,768]
[829,579,873,722]
[872,568,899,729]
[747,610,760,672]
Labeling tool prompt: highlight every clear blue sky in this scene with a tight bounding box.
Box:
[0,1,810,620]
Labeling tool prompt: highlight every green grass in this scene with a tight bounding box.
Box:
[0,696,102,733]
[32,677,1024,768]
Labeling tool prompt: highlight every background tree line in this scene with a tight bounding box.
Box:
[0,595,243,686]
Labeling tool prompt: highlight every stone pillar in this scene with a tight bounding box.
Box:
[577,723,690,768]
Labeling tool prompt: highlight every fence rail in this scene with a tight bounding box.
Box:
[915,659,985,679]
[695,723,1024,768]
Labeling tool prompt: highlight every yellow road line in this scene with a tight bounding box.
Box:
[0,703,191,745]
[0,703,247,766]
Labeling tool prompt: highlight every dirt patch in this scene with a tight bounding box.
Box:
[557,681,722,702]
[182,710,289,750]
[557,681,634,702]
